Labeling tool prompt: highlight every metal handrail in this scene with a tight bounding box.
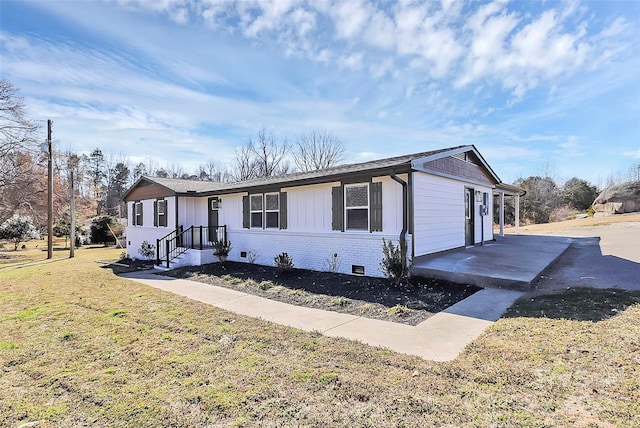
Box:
[156,225,227,268]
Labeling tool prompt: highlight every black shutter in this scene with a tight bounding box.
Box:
[331,186,344,231]
[370,182,382,232]
[153,200,158,227]
[279,192,287,230]
[131,203,136,226]
[160,200,167,227]
[139,202,143,226]
[242,196,249,229]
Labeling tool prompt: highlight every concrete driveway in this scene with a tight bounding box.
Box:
[531,221,640,293]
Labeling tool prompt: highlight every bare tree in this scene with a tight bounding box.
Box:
[132,162,148,182]
[166,162,184,179]
[0,79,44,223]
[198,159,223,182]
[293,130,345,172]
[250,128,289,178]
[228,143,257,181]
[228,128,289,181]
[0,79,41,187]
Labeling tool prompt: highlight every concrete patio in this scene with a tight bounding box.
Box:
[411,235,573,290]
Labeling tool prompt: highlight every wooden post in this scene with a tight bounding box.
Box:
[69,171,75,258]
[47,120,53,259]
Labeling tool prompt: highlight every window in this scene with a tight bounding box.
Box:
[265,193,279,229]
[250,194,263,228]
[133,201,143,226]
[155,198,167,227]
[244,193,287,230]
[345,183,369,230]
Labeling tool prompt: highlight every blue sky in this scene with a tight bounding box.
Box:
[1,0,638,186]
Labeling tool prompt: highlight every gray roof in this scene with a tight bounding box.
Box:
[128,144,489,197]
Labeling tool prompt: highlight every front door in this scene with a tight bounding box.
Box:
[208,197,219,243]
[465,188,474,247]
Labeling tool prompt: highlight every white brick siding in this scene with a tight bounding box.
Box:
[225,229,411,278]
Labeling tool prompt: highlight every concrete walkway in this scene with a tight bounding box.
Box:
[122,271,523,361]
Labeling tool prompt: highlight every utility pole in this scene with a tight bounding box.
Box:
[69,170,75,258]
[47,119,53,259]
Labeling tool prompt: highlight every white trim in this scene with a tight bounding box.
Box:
[250,194,263,229]
[264,192,279,229]
[344,182,369,231]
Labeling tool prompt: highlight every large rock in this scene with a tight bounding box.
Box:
[592,181,640,214]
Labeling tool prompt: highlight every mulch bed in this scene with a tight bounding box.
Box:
[161,262,481,326]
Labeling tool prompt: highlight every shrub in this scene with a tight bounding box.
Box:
[138,241,155,261]
[90,215,118,245]
[246,250,258,264]
[386,304,410,316]
[213,240,232,262]
[274,252,294,273]
[258,281,274,290]
[53,213,84,248]
[0,214,38,250]
[330,297,351,307]
[380,237,410,287]
[322,253,341,273]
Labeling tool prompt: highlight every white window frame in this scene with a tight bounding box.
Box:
[157,199,167,227]
[264,192,279,229]
[250,194,263,229]
[133,201,143,226]
[344,183,369,231]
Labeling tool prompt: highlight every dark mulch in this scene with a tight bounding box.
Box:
[162,262,481,326]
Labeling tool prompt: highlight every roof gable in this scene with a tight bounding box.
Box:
[411,146,500,185]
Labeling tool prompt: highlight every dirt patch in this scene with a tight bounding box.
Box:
[100,258,155,274]
[503,212,640,235]
[163,262,480,326]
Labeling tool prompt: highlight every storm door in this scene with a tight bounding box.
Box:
[208,197,219,243]
[465,188,475,247]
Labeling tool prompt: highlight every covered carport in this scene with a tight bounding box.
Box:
[494,183,525,237]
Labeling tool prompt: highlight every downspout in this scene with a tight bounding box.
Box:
[389,171,408,256]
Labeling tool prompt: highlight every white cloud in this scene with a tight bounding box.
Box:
[369,57,395,79]
[557,135,583,157]
[623,149,640,159]
[2,0,637,185]
[338,52,364,70]
[326,0,371,40]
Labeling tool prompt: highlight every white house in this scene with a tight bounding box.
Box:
[123,145,516,277]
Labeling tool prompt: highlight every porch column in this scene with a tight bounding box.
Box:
[514,193,520,234]
[499,191,505,237]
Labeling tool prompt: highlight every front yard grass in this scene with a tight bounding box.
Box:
[1,246,639,427]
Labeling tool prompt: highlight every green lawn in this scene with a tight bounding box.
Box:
[1,246,639,427]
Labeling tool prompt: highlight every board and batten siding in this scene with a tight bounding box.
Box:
[412,172,465,257]
[284,182,337,231]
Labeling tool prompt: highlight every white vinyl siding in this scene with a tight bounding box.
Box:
[413,172,465,256]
